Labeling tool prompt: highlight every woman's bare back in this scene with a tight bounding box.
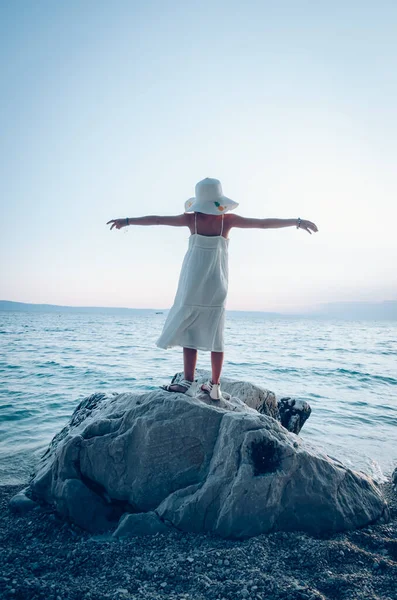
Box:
[187,212,232,239]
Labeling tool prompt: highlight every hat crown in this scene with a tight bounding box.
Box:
[184,178,238,215]
[195,178,223,203]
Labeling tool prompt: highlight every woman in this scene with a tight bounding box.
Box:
[107,177,318,400]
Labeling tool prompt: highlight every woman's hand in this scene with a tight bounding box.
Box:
[107,219,127,230]
[299,219,318,234]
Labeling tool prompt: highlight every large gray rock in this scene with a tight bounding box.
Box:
[277,397,311,434]
[9,488,38,514]
[23,378,388,538]
[114,511,171,538]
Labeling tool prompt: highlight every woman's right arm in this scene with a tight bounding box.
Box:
[107,214,189,230]
[229,214,318,234]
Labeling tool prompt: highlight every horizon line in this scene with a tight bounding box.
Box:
[1,298,397,314]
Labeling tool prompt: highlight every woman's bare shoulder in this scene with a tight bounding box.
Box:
[227,213,245,225]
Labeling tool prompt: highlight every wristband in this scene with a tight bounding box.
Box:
[126,218,129,226]
[297,218,301,229]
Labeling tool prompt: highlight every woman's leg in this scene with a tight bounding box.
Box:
[184,347,198,381]
[211,351,224,384]
[167,347,197,392]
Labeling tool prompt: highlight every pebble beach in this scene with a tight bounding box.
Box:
[2,480,397,600]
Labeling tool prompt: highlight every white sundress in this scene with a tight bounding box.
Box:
[156,214,229,352]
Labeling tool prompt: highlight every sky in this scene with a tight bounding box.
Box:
[1,0,396,312]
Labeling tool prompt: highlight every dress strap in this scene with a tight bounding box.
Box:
[194,212,197,234]
[220,214,224,236]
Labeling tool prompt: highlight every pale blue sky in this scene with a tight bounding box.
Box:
[1,0,396,311]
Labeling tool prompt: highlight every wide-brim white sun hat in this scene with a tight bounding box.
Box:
[184,178,239,215]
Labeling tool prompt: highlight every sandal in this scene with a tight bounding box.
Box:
[201,380,227,401]
[161,379,196,397]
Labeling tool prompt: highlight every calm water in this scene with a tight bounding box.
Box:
[0,311,396,485]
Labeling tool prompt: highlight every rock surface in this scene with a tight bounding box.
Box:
[172,370,312,434]
[19,375,388,538]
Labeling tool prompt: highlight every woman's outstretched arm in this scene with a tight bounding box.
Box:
[107,214,189,230]
[229,214,318,234]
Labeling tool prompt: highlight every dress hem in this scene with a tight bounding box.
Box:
[156,342,224,352]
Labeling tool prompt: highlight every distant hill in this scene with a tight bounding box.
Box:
[312,300,397,320]
[0,300,161,315]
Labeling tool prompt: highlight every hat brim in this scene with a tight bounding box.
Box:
[184,196,239,215]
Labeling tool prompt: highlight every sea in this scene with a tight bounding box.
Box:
[0,311,396,486]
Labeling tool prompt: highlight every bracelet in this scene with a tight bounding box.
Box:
[126,218,129,226]
[297,217,301,229]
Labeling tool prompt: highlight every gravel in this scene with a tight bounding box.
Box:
[1,481,397,600]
